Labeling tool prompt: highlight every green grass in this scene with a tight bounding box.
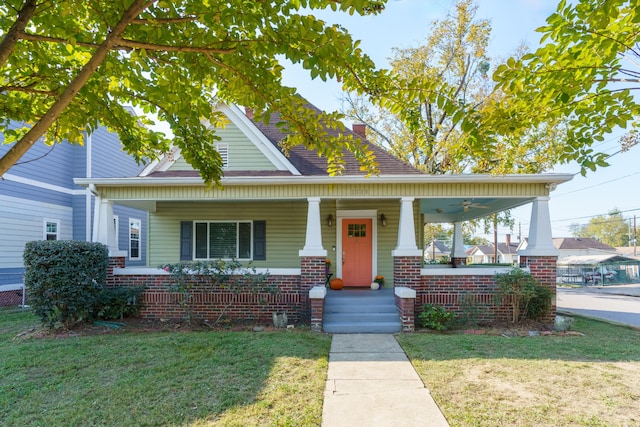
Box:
[0,308,331,426]
[397,317,640,427]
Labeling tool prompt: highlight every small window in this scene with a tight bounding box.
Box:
[217,143,229,169]
[129,218,141,260]
[44,220,59,240]
[348,223,367,238]
[194,221,252,260]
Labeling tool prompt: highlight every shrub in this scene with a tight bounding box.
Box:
[95,286,145,320]
[24,240,108,329]
[495,268,551,322]
[162,259,273,324]
[527,284,552,320]
[418,304,456,330]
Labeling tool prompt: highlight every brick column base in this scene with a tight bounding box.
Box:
[309,286,327,332]
[394,287,416,332]
[393,256,421,289]
[520,255,558,325]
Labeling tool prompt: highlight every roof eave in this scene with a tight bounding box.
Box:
[74,173,574,187]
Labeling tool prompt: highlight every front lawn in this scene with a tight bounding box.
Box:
[0,308,331,426]
[397,317,640,426]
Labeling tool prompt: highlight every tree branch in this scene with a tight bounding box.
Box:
[0,0,38,68]
[0,0,157,176]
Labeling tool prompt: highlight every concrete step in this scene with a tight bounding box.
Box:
[323,288,401,333]
[323,320,401,334]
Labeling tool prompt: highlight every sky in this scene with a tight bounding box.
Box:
[279,0,640,244]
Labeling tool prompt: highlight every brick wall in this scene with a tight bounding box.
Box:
[0,289,24,306]
[416,274,511,324]
[109,271,307,324]
[393,256,421,288]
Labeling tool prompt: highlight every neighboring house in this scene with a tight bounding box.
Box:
[616,246,640,260]
[75,102,574,331]
[424,239,450,262]
[466,236,518,265]
[518,237,617,262]
[0,119,149,306]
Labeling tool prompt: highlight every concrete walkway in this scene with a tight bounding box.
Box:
[322,334,449,427]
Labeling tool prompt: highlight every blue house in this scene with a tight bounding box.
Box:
[0,120,149,305]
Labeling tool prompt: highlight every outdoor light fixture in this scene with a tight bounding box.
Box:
[327,214,334,227]
[380,213,387,227]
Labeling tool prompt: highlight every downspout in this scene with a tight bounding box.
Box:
[89,183,100,242]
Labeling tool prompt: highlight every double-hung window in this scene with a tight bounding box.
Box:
[129,218,141,260]
[44,220,59,240]
[194,221,252,260]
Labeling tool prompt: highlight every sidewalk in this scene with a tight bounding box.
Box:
[322,334,449,427]
[585,283,640,297]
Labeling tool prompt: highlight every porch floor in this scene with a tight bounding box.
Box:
[323,288,401,334]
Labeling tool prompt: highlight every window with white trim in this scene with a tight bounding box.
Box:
[129,218,141,260]
[217,143,229,169]
[44,220,59,240]
[194,221,252,260]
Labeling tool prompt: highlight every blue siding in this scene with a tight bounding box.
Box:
[1,119,150,272]
[113,205,148,266]
[90,126,147,177]
[0,178,74,206]
[0,268,24,286]
[72,193,89,241]
[0,123,77,189]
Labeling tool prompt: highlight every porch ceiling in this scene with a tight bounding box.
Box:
[421,197,534,223]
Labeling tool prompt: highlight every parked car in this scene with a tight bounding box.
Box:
[583,269,616,284]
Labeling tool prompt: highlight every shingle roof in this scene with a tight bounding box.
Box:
[553,237,616,251]
[250,103,423,176]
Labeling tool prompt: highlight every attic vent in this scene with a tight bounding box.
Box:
[217,143,229,169]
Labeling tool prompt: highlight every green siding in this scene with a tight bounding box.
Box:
[169,121,277,172]
[148,199,421,286]
[150,201,307,268]
[102,182,548,202]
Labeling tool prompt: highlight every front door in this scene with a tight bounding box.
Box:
[341,218,373,287]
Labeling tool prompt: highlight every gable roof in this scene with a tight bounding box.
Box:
[248,102,422,176]
[425,240,450,253]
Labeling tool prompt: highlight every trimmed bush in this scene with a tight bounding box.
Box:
[95,286,145,320]
[418,304,456,330]
[495,268,552,322]
[24,240,108,328]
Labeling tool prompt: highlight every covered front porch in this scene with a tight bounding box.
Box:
[80,173,571,331]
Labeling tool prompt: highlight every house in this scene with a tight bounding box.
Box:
[518,237,617,262]
[424,239,451,263]
[75,102,573,331]
[0,119,149,306]
[466,235,519,265]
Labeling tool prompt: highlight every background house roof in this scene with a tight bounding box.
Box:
[553,237,616,251]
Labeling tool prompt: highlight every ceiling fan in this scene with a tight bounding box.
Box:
[451,199,490,212]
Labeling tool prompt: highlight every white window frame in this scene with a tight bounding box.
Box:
[129,218,141,261]
[193,220,253,260]
[43,219,60,241]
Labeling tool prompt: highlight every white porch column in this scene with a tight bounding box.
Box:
[299,197,327,257]
[93,196,125,256]
[392,197,422,257]
[451,222,467,258]
[518,196,559,256]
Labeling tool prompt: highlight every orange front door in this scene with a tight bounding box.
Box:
[341,218,373,287]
